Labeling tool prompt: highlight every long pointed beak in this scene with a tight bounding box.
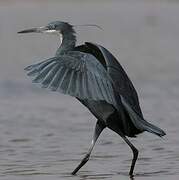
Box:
[18,26,47,34]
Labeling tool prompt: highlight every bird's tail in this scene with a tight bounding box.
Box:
[120,96,166,137]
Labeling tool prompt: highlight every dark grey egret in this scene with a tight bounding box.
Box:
[18,21,166,177]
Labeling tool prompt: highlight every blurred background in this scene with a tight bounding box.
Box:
[0,0,179,180]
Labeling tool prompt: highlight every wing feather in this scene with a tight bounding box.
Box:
[100,79,111,102]
[84,42,143,117]
[32,61,57,83]
[92,73,105,100]
[75,71,81,97]
[85,71,93,99]
[81,71,87,98]
[78,72,84,97]
[25,52,117,107]
[65,70,74,94]
[26,58,56,76]
[42,64,60,88]
[57,68,70,93]
[50,67,65,91]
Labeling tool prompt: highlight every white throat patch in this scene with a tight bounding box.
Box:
[45,30,57,33]
[59,33,63,44]
[43,29,63,45]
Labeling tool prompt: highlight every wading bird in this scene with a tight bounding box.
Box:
[18,21,166,177]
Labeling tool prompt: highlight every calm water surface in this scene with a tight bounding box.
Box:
[0,1,179,179]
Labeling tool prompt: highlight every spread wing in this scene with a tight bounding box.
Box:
[24,52,117,107]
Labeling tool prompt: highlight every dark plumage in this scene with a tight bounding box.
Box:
[18,21,166,177]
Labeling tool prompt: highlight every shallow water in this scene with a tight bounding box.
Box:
[0,0,179,179]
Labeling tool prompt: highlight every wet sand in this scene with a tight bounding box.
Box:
[0,1,179,179]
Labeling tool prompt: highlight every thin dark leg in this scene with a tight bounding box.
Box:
[71,120,105,175]
[108,126,138,177]
[121,135,138,177]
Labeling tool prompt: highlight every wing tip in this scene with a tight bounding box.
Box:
[24,65,33,71]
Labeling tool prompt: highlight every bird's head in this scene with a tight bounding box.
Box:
[18,21,74,35]
[18,21,101,50]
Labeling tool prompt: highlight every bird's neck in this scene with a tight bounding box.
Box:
[55,30,76,56]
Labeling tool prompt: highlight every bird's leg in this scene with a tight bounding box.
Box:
[121,135,138,177]
[71,120,105,175]
[108,126,138,177]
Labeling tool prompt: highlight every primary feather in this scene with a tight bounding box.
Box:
[25,51,117,108]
